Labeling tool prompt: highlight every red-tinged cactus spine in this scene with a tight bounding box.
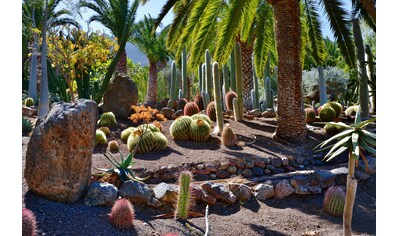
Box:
[109,198,135,229]
[206,101,216,122]
[183,102,200,116]
[177,98,188,111]
[175,171,193,220]
[304,107,316,124]
[190,118,211,142]
[22,208,37,236]
[323,186,345,217]
[194,94,205,111]
[225,91,237,111]
[221,124,237,146]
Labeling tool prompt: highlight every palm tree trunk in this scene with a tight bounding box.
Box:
[144,61,158,104]
[117,49,128,75]
[28,8,38,102]
[344,153,357,236]
[271,0,307,142]
[318,66,327,106]
[239,40,254,110]
[39,0,50,117]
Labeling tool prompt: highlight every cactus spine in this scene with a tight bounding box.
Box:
[323,186,345,217]
[22,208,37,236]
[205,49,212,100]
[109,198,135,229]
[234,42,244,120]
[252,54,259,109]
[233,97,240,121]
[230,51,236,92]
[168,61,177,108]
[182,47,188,99]
[175,171,192,220]
[212,62,224,132]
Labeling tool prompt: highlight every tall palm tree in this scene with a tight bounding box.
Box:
[80,0,140,75]
[129,15,171,104]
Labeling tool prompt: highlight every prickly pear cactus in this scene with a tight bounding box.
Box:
[190,118,211,142]
[170,116,193,140]
[323,186,345,217]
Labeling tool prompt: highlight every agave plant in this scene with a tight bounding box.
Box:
[314,108,375,236]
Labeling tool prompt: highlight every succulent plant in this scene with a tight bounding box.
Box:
[194,94,205,111]
[170,116,193,140]
[22,116,33,133]
[221,124,237,146]
[304,107,316,124]
[234,42,244,120]
[152,131,168,151]
[319,107,336,122]
[138,123,161,133]
[233,97,240,121]
[120,127,136,143]
[190,118,211,142]
[177,98,188,111]
[183,102,200,116]
[323,186,345,217]
[99,126,111,136]
[206,101,216,122]
[324,102,342,118]
[109,198,135,229]
[127,129,155,153]
[191,114,212,126]
[97,112,117,127]
[175,171,192,220]
[168,61,178,108]
[324,122,348,135]
[345,105,359,117]
[22,208,37,236]
[24,97,35,107]
[225,91,237,111]
[96,129,107,145]
[212,62,224,132]
[108,140,119,153]
[152,121,163,132]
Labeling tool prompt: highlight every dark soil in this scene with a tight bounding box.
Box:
[22,116,376,236]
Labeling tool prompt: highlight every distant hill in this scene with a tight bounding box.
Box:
[125,42,148,66]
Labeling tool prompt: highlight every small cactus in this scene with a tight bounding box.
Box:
[324,122,348,135]
[96,129,107,145]
[22,208,37,236]
[304,107,316,124]
[183,102,200,116]
[225,91,237,111]
[190,118,211,142]
[175,171,192,220]
[324,102,342,118]
[191,113,212,126]
[170,116,193,140]
[24,97,35,107]
[319,107,336,122]
[97,112,117,127]
[108,140,119,153]
[22,116,33,133]
[127,129,155,153]
[206,101,216,122]
[152,131,169,151]
[120,127,136,143]
[221,124,237,146]
[99,126,111,136]
[194,94,205,111]
[109,198,135,230]
[323,186,345,217]
[345,105,359,117]
[177,98,188,111]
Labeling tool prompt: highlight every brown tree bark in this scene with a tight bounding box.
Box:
[116,49,128,75]
[144,61,158,104]
[239,40,254,110]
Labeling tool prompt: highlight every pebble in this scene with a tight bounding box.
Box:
[215,170,231,179]
[245,160,255,169]
[205,164,218,172]
[229,184,252,202]
[242,169,253,178]
[194,169,210,175]
[227,165,237,174]
[236,162,245,169]
[271,157,283,167]
[209,174,217,180]
[281,157,289,166]
[266,165,275,171]
[252,167,264,176]
[254,159,266,168]
[254,182,274,201]
[153,183,179,203]
[194,174,210,181]
[197,164,205,169]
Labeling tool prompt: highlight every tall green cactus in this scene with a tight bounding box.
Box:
[234,42,244,120]
[212,62,224,132]
[264,77,273,109]
[252,54,259,109]
[230,51,236,92]
[198,64,202,95]
[201,63,206,93]
[175,171,192,220]
[205,49,212,100]
[182,47,188,99]
[222,64,229,111]
[365,45,375,113]
[233,97,240,121]
[168,61,178,108]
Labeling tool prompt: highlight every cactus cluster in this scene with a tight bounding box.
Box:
[191,113,212,126]
[323,186,345,217]
[24,97,35,107]
[96,129,107,145]
[221,124,237,147]
[170,115,212,142]
[206,101,216,122]
[121,127,136,143]
[97,112,117,127]
[127,124,168,153]
[22,116,33,133]
[324,122,348,135]
[109,198,135,229]
[22,208,37,236]
[99,126,111,136]
[324,102,342,118]
[304,107,316,124]
[175,171,193,220]
[183,102,200,116]
[319,107,336,122]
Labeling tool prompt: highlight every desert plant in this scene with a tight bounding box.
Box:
[184,102,200,116]
[127,129,155,153]
[152,131,168,151]
[324,123,348,135]
[206,101,216,122]
[152,121,163,132]
[191,114,212,126]
[121,127,136,143]
[175,171,192,220]
[22,208,37,236]
[177,98,188,111]
[319,107,336,122]
[194,94,205,111]
[99,127,111,136]
[170,116,193,140]
[168,61,178,108]
[212,62,224,132]
[97,112,117,127]
[221,124,237,147]
[233,97,240,121]
[323,186,346,217]
[108,140,119,153]
[345,105,359,117]
[137,123,161,133]
[305,107,316,124]
[129,105,167,124]
[324,102,343,118]
[225,91,238,111]
[96,129,107,145]
[205,49,212,99]
[190,118,211,142]
[234,42,244,120]
[109,198,134,230]
[314,108,376,235]
[24,97,35,107]
[22,116,33,133]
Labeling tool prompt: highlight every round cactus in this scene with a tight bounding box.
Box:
[190,118,211,142]
[304,107,316,124]
[191,113,212,126]
[177,98,188,111]
[97,112,117,127]
[206,101,216,122]
[96,129,107,145]
[108,140,119,153]
[24,97,35,107]
[345,105,359,117]
[109,198,135,230]
[138,123,160,133]
[194,94,205,111]
[152,131,168,151]
[316,105,324,115]
[170,116,192,140]
[225,91,237,111]
[183,102,200,116]
[127,129,155,153]
[221,124,237,146]
[99,126,111,136]
[319,107,336,122]
[22,208,37,236]
[152,121,163,132]
[323,186,345,217]
[324,122,348,135]
[120,127,136,143]
[324,102,342,118]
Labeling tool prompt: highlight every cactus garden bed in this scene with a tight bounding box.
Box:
[22,114,376,236]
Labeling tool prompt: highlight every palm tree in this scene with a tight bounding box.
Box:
[80,0,140,75]
[129,15,171,104]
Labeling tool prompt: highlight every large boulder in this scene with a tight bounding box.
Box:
[24,99,97,203]
[100,74,138,119]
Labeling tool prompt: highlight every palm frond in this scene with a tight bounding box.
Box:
[166,0,195,49]
[153,0,179,31]
[303,0,325,66]
[240,0,260,42]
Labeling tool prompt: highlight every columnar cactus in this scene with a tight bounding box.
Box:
[252,54,259,109]
[120,127,136,143]
[108,140,119,153]
[212,62,224,132]
[304,107,316,124]
[233,97,240,121]
[175,171,192,220]
[201,63,206,94]
[109,198,135,229]
[198,64,202,95]
[221,124,237,147]
[225,91,238,111]
[177,98,188,111]
[324,102,343,118]
[24,97,35,107]
[152,131,169,151]
[97,112,117,127]
[182,47,188,99]
[190,118,211,142]
[251,90,256,110]
[96,129,107,145]
[191,113,212,126]
[194,94,205,111]
[222,64,229,102]
[264,77,273,109]
[206,101,216,122]
[205,49,212,99]
[22,208,37,236]
[127,129,155,153]
[323,186,345,217]
[319,107,336,122]
[168,61,178,108]
[234,42,244,120]
[183,102,200,116]
[170,116,193,140]
[230,51,236,92]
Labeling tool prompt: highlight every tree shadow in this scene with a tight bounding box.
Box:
[173,137,221,151]
[241,198,261,213]
[241,119,277,134]
[245,223,290,236]
[134,147,182,161]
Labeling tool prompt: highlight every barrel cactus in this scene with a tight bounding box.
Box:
[97,112,117,127]
[323,186,345,217]
[324,102,342,118]
[99,126,111,136]
[109,198,135,229]
[177,98,188,111]
[175,171,192,220]
[96,129,107,145]
[152,132,169,151]
[183,102,200,116]
[138,123,160,133]
[324,122,348,135]
[191,113,212,126]
[221,124,237,147]
[22,208,37,236]
[108,140,119,153]
[304,107,316,124]
[127,129,155,153]
[170,116,193,140]
[120,127,136,143]
[24,97,35,107]
[206,101,216,122]
[194,94,205,111]
[225,91,237,111]
[319,107,336,122]
[190,118,211,142]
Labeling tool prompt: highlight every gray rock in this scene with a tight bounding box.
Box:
[242,169,253,178]
[262,109,276,118]
[160,107,174,120]
[119,180,155,203]
[100,74,138,119]
[209,174,217,180]
[24,99,97,203]
[312,170,336,189]
[147,198,164,208]
[249,109,262,117]
[194,174,210,181]
[153,183,178,203]
[229,184,252,202]
[252,167,264,176]
[84,182,118,206]
[227,165,237,174]
[330,167,348,185]
[201,182,236,204]
[254,182,274,201]
[274,180,295,199]
[271,157,282,167]
[266,165,275,171]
